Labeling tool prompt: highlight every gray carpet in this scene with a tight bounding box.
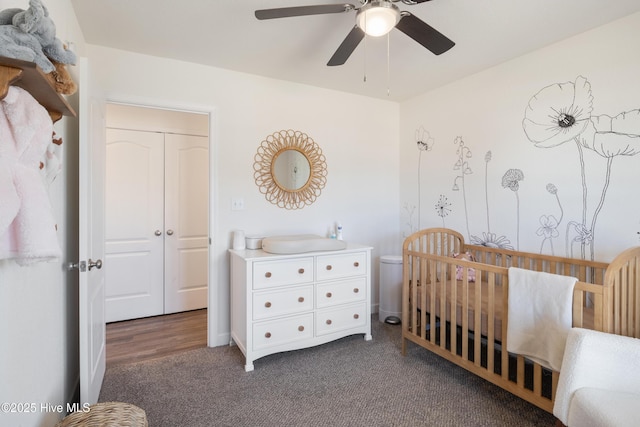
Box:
[99,317,556,426]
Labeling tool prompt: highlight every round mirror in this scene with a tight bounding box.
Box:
[254,130,327,210]
[272,149,311,191]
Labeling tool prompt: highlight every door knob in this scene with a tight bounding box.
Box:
[88,259,103,271]
[166,229,174,236]
[154,230,162,236]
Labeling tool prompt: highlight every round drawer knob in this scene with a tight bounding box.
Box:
[326,319,332,325]
[353,288,359,293]
[265,272,272,278]
[265,301,272,308]
[298,297,304,303]
[326,265,332,271]
[298,268,305,274]
[326,292,332,298]
[265,332,272,338]
[354,262,360,267]
[353,314,360,319]
[298,326,305,332]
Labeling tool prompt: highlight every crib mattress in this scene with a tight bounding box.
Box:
[413,280,594,342]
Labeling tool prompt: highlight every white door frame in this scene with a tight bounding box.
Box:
[103,96,218,346]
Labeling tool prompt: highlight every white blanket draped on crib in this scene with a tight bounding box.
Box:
[506,267,577,371]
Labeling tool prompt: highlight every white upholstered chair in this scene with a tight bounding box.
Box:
[553,328,640,427]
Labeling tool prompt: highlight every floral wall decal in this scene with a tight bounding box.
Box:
[415,126,434,230]
[398,18,640,262]
[469,150,513,249]
[536,183,563,255]
[502,168,524,250]
[403,202,417,237]
[523,76,640,260]
[483,151,492,233]
[435,194,452,228]
[452,136,473,239]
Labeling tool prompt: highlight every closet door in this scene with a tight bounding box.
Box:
[164,133,209,314]
[105,129,165,322]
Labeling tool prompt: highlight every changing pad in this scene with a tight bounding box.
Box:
[261,234,346,254]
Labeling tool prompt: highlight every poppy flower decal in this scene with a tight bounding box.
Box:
[523,76,640,259]
[523,76,594,148]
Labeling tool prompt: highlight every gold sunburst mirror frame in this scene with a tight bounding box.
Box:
[253,130,327,210]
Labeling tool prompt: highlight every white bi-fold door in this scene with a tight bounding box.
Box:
[105,128,208,322]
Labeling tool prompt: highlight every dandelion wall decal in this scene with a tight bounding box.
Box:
[435,194,451,228]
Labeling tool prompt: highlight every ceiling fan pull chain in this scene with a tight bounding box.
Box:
[363,30,368,83]
[387,32,390,96]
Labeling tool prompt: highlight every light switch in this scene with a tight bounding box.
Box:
[231,198,245,211]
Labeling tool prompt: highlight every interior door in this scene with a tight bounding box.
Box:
[164,133,209,313]
[104,129,165,322]
[78,57,106,404]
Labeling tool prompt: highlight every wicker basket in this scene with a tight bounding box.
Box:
[55,402,148,427]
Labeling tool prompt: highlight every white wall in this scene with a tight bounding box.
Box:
[84,45,401,346]
[399,11,640,262]
[0,0,85,426]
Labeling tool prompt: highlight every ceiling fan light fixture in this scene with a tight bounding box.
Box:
[357,1,400,37]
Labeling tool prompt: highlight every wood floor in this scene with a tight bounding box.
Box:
[106,309,208,367]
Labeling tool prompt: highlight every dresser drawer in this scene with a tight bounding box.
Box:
[316,252,367,281]
[316,302,367,336]
[253,257,314,289]
[253,285,314,320]
[252,313,314,350]
[316,277,366,308]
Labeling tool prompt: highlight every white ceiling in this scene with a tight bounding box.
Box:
[70,0,640,102]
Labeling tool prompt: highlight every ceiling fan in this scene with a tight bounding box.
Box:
[255,0,455,66]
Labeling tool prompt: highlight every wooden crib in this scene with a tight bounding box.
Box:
[401,227,640,413]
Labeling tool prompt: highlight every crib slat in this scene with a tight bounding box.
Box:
[461,268,469,360]
[629,254,640,338]
[421,256,428,341]
[573,290,584,327]
[502,278,509,381]
[533,364,542,396]
[473,273,482,367]
[428,258,436,342]
[450,262,458,355]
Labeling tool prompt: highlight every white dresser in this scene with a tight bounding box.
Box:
[229,244,373,371]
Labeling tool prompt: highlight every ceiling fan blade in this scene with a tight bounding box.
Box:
[327,25,365,66]
[255,4,354,20]
[395,12,455,55]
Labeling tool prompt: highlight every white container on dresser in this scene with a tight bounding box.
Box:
[229,244,373,371]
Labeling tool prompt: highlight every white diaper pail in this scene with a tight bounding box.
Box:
[379,255,403,324]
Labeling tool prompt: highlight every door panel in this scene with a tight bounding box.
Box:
[78,57,106,404]
[105,129,164,322]
[164,133,209,314]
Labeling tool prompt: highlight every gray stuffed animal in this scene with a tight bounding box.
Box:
[0,25,52,71]
[0,8,22,25]
[0,0,76,72]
